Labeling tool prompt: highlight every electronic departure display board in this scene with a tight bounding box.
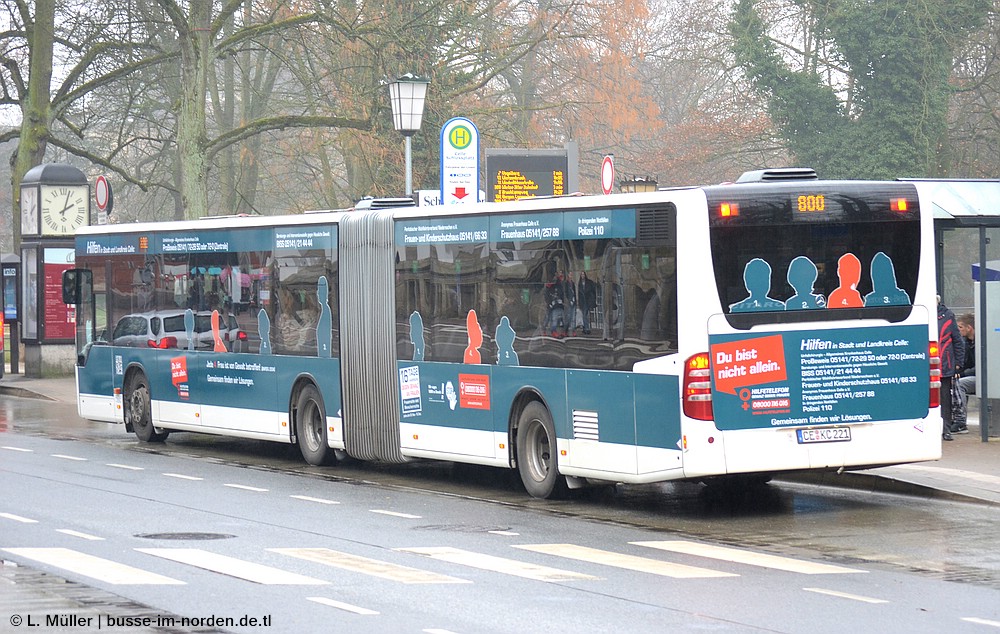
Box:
[486,151,569,202]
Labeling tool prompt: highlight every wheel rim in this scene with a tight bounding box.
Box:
[129,385,148,426]
[524,418,552,482]
[301,399,323,453]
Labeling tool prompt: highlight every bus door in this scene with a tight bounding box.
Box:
[64,264,119,422]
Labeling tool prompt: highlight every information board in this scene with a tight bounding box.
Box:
[486,151,568,202]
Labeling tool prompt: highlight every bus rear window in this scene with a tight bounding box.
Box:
[706,182,920,328]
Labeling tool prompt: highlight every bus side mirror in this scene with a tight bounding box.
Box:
[62,269,92,305]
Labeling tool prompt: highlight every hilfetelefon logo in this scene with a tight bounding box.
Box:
[710,334,789,414]
[171,356,189,400]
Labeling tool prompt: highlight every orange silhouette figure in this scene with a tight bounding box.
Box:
[827,253,863,309]
[211,310,227,352]
[464,310,482,364]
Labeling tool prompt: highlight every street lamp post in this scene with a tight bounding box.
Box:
[619,176,658,193]
[388,74,430,196]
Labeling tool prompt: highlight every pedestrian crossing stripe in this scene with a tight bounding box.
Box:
[137,548,328,585]
[3,541,870,589]
[307,596,379,615]
[3,548,184,585]
[396,546,600,582]
[513,544,738,579]
[270,548,470,584]
[632,541,865,575]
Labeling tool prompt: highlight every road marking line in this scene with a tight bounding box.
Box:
[962,617,1000,628]
[423,630,460,634]
[271,548,469,584]
[163,473,203,481]
[137,548,327,585]
[223,483,269,492]
[1,446,32,452]
[489,530,520,536]
[3,548,184,585]
[52,454,87,461]
[370,509,421,519]
[107,463,144,470]
[290,495,340,505]
[398,546,599,582]
[307,597,379,615]
[513,544,737,579]
[56,529,104,541]
[633,540,865,574]
[803,587,888,604]
[0,512,38,523]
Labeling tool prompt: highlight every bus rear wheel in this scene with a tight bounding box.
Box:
[126,372,168,443]
[516,402,567,499]
[296,384,333,466]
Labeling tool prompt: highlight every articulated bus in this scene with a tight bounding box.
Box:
[64,170,943,498]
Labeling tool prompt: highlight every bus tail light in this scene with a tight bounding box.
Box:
[928,341,940,408]
[683,353,714,420]
[719,202,739,218]
[891,198,909,212]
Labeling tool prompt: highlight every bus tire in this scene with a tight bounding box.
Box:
[296,384,333,466]
[126,371,168,443]
[516,402,567,499]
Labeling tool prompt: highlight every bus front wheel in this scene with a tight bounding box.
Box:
[296,384,333,466]
[516,402,567,499]
[126,372,168,443]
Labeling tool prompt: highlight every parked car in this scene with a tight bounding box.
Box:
[111,310,246,352]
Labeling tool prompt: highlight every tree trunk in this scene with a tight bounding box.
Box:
[11,0,55,249]
[175,1,212,219]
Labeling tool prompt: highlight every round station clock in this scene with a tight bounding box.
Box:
[40,185,89,235]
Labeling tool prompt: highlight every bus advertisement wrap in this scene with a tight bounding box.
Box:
[710,324,929,430]
[65,176,942,499]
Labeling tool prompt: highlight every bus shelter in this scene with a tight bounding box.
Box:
[915,179,1000,440]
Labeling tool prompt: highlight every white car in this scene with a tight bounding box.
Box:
[111,311,246,352]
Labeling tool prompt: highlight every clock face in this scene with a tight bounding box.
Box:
[21,186,38,236]
[40,185,89,235]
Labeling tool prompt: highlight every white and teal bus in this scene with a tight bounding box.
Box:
[64,170,943,498]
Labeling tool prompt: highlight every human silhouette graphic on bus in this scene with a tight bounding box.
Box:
[495,316,519,366]
[316,276,332,358]
[211,310,227,352]
[409,311,425,361]
[257,308,272,355]
[864,252,910,306]
[184,308,195,351]
[729,258,784,313]
[784,256,826,310]
[827,253,863,309]
[464,309,483,364]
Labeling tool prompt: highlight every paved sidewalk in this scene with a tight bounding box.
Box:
[0,373,997,505]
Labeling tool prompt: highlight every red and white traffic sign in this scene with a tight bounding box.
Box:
[95,175,113,223]
[95,175,110,210]
[601,155,615,195]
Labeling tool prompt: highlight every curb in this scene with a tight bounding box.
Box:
[0,384,56,402]
[777,470,999,506]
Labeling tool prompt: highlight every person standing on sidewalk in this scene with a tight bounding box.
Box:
[953,312,976,434]
[937,296,965,441]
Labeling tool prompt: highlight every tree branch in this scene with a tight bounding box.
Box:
[205,114,373,160]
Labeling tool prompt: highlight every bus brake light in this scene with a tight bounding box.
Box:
[719,202,739,218]
[929,341,940,408]
[683,353,714,421]
[891,198,909,212]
